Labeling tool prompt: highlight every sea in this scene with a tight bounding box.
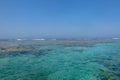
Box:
[0,39,120,80]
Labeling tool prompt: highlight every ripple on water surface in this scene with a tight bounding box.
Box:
[0,42,120,80]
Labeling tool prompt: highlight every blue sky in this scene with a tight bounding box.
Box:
[0,0,120,39]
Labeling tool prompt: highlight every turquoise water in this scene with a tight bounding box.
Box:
[0,42,120,80]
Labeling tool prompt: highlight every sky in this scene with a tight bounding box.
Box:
[0,0,120,39]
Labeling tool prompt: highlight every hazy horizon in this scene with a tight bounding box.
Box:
[0,0,120,39]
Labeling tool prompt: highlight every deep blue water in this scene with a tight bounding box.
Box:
[0,42,120,80]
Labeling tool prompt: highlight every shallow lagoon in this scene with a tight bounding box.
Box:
[0,40,120,80]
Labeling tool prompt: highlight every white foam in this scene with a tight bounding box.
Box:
[112,38,120,39]
[17,39,22,41]
[32,38,45,40]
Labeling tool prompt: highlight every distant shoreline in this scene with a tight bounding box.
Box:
[0,37,120,41]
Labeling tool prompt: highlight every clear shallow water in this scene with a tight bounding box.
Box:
[0,42,120,80]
